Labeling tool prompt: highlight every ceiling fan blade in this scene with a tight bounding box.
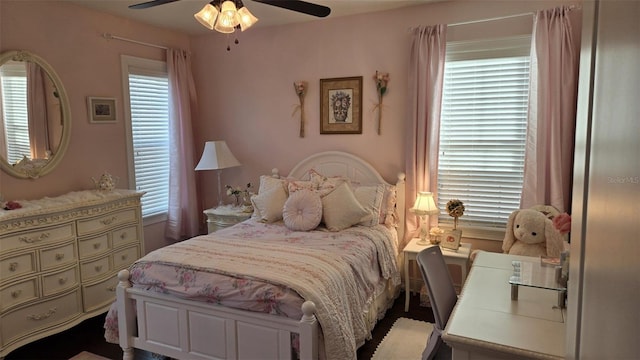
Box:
[129,0,181,10]
[253,0,331,18]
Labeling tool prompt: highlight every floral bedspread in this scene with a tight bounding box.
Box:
[104,219,400,360]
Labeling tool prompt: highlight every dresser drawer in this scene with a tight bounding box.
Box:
[77,209,138,236]
[40,242,77,271]
[82,275,117,313]
[0,277,39,311]
[0,252,36,282]
[2,223,75,252]
[112,225,140,248]
[78,233,109,259]
[80,255,111,281]
[1,289,82,346]
[112,245,139,270]
[42,266,79,297]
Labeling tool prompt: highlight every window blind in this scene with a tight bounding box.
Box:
[1,63,31,164]
[128,70,170,218]
[437,37,530,230]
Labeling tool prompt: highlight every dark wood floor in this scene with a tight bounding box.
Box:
[5,292,450,360]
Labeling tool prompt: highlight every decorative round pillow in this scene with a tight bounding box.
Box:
[283,189,322,231]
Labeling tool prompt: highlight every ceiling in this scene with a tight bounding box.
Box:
[65,0,434,36]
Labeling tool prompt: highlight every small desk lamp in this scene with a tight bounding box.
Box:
[195,140,241,206]
[410,191,440,245]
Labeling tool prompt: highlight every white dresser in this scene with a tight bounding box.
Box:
[0,190,144,358]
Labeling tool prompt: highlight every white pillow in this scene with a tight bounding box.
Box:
[322,182,371,231]
[353,184,385,227]
[380,184,398,227]
[287,180,316,193]
[251,185,288,223]
[309,169,349,196]
[258,175,287,194]
[283,190,322,231]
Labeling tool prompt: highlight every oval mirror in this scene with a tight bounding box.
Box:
[0,50,71,179]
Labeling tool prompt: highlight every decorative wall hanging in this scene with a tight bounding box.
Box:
[320,76,363,134]
[293,81,308,137]
[373,71,390,135]
[87,97,117,123]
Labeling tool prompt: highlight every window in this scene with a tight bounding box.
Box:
[437,36,531,237]
[0,62,30,164]
[121,56,170,221]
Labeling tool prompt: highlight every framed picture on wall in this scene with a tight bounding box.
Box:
[441,229,462,250]
[87,97,117,123]
[320,76,363,134]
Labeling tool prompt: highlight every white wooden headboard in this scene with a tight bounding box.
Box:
[274,151,406,241]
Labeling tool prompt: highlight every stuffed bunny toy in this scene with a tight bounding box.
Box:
[502,208,564,258]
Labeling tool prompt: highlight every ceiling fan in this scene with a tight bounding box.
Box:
[128,0,331,18]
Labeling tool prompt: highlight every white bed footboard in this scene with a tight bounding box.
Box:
[116,270,318,360]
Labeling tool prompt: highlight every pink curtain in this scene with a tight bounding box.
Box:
[405,25,447,248]
[521,6,581,213]
[166,49,200,240]
[27,63,50,159]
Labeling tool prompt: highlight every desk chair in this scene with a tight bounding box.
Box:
[417,246,458,360]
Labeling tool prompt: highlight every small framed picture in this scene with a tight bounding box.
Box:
[441,229,462,250]
[320,76,363,134]
[87,97,117,123]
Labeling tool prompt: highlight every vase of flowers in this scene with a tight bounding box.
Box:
[446,199,465,230]
[226,183,252,207]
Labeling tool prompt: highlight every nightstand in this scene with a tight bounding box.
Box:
[403,238,471,311]
[203,205,252,233]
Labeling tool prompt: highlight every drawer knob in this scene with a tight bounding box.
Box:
[27,307,57,321]
[95,265,103,272]
[55,253,65,261]
[93,243,101,250]
[11,290,22,298]
[120,232,128,239]
[107,286,117,292]
[59,277,68,285]
[9,262,18,272]
[19,232,50,243]
[121,254,128,261]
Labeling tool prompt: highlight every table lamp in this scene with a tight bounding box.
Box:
[410,191,440,245]
[195,140,241,206]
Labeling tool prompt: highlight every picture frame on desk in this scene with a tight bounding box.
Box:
[441,229,462,250]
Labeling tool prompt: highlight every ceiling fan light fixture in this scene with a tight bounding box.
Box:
[214,19,236,33]
[237,6,258,31]
[194,3,218,30]
[217,1,240,28]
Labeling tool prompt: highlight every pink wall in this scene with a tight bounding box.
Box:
[1,0,578,252]
[0,0,190,200]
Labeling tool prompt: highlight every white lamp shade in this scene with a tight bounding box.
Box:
[237,6,258,31]
[195,141,241,171]
[411,191,440,216]
[194,4,219,30]
[214,16,237,33]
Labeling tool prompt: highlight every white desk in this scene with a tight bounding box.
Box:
[403,238,471,312]
[443,251,566,359]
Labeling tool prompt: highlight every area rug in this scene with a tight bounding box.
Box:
[371,317,432,360]
[68,351,110,360]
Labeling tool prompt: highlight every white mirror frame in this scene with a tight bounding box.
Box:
[0,50,71,179]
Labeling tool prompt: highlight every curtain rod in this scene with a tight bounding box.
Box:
[448,12,533,27]
[410,4,580,30]
[102,33,168,50]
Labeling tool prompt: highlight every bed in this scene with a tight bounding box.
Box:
[105,151,406,360]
